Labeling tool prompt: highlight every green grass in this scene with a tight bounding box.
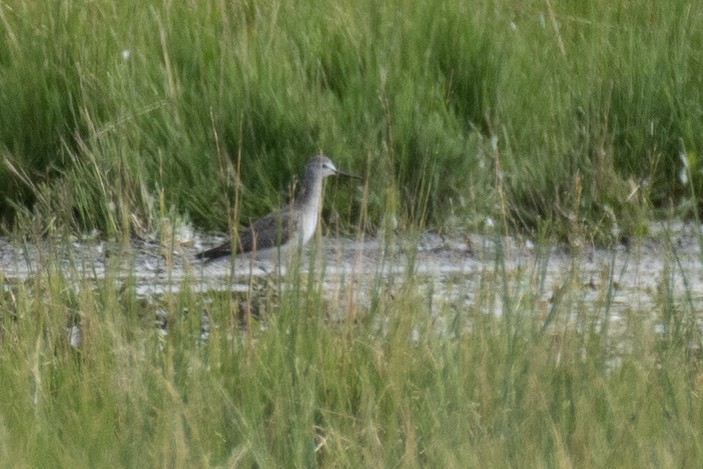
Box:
[2,1,703,465]
[1,235,703,467]
[1,0,702,240]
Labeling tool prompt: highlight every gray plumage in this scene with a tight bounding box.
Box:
[196,155,359,262]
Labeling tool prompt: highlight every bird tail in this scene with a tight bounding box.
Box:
[195,242,231,262]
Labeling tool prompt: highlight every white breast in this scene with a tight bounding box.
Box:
[300,202,319,245]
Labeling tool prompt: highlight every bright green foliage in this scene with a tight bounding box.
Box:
[1,0,702,239]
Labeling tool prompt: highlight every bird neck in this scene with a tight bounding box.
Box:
[294,170,324,211]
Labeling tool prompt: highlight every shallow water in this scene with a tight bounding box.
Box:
[1,222,702,329]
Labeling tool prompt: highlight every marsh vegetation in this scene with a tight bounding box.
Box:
[1,0,703,466]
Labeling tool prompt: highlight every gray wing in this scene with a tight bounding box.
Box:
[240,209,295,252]
[196,208,295,262]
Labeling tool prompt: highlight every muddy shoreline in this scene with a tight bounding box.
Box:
[1,222,702,320]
